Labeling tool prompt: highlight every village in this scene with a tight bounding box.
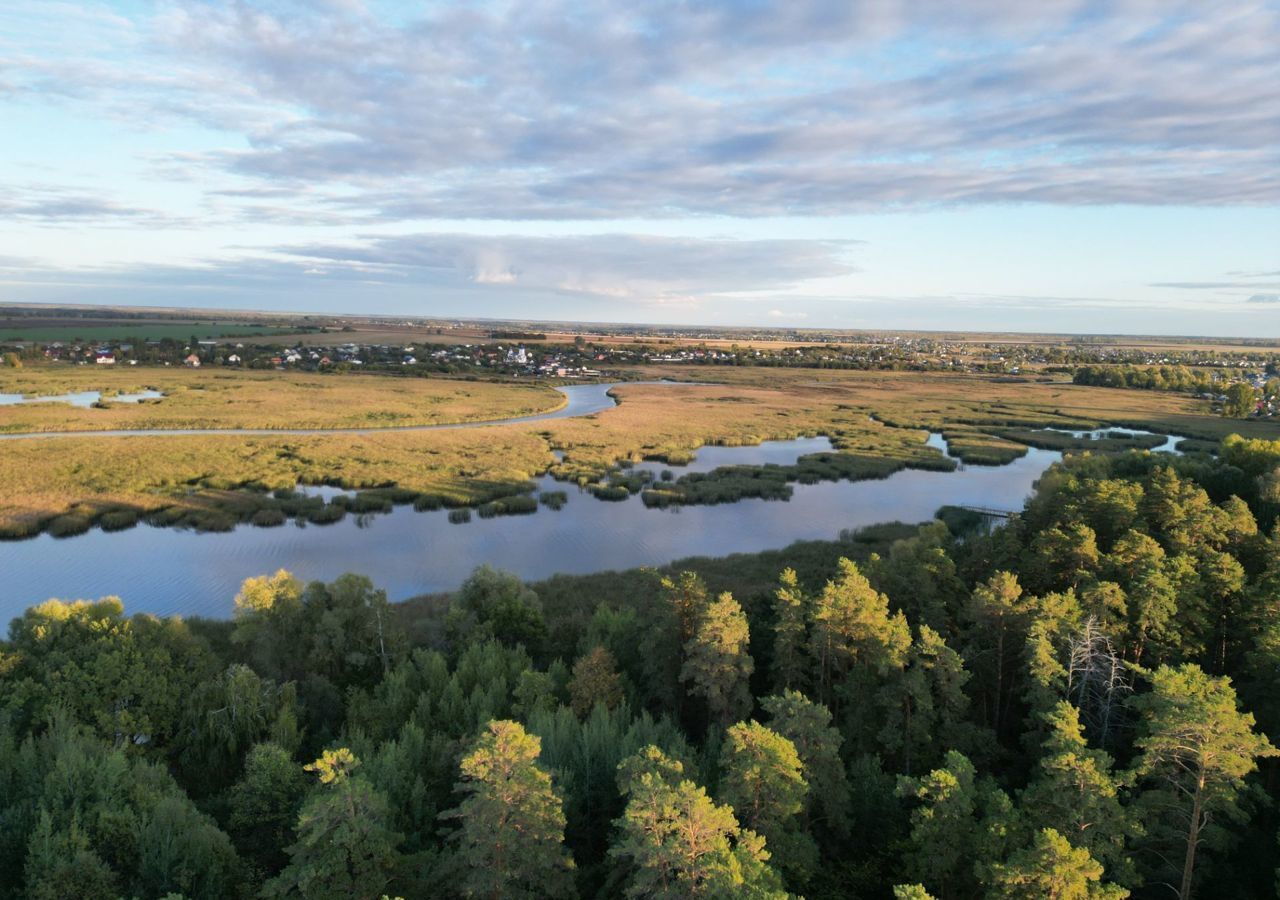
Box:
[6,326,1278,420]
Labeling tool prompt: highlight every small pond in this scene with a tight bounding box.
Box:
[0,389,163,408]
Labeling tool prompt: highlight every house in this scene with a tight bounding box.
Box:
[95,353,115,365]
[184,354,201,367]
[226,354,241,365]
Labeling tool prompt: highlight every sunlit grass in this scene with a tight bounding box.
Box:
[2,366,1276,538]
[0,368,564,433]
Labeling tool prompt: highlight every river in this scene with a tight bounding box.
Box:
[0,383,1176,622]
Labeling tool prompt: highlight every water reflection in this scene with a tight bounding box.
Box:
[0,400,1189,623]
[0,434,1057,622]
[0,389,163,407]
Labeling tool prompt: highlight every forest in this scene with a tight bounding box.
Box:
[2,432,1280,899]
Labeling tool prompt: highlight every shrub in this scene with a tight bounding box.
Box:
[539,490,568,510]
[99,509,139,531]
[307,504,346,525]
[48,515,92,537]
[478,495,539,518]
[589,484,630,501]
[251,508,287,527]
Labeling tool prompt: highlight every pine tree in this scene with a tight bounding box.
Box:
[991,828,1129,899]
[1026,523,1101,593]
[1020,702,1138,886]
[808,558,910,711]
[609,746,787,899]
[865,521,963,634]
[265,749,404,900]
[569,645,625,717]
[443,720,576,899]
[893,885,938,900]
[681,592,754,727]
[1130,664,1277,900]
[644,571,711,713]
[770,568,809,692]
[964,571,1033,738]
[717,721,816,885]
[661,570,710,645]
[897,750,1014,899]
[896,750,981,898]
[761,690,851,838]
[878,625,972,776]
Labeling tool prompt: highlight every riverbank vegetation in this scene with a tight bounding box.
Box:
[4,436,1280,897]
[3,368,1279,539]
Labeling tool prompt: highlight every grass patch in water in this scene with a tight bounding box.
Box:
[539,490,568,510]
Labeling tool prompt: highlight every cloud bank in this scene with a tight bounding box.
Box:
[5,0,1279,223]
[0,1,1277,333]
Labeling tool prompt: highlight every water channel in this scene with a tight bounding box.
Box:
[0,383,1180,621]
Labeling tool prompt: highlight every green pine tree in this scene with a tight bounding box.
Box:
[991,828,1129,899]
[717,720,817,885]
[443,720,576,898]
[1130,664,1277,900]
[609,746,787,899]
[681,592,754,728]
[266,749,404,900]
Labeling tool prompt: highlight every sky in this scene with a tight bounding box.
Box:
[1,1,1278,336]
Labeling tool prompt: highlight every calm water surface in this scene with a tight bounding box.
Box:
[0,382,630,439]
[1,435,1061,621]
[0,389,163,408]
[0,383,1183,622]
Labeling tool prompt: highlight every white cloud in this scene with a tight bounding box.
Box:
[6,1,1278,223]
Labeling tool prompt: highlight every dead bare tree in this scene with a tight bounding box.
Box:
[1066,616,1132,748]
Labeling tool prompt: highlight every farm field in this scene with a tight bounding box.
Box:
[2,364,1275,538]
[0,319,293,342]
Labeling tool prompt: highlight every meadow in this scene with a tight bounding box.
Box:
[0,368,564,433]
[2,365,1277,538]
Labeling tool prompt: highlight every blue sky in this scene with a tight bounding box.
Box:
[2,1,1278,335]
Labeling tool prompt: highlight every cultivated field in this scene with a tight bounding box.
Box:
[0,319,292,342]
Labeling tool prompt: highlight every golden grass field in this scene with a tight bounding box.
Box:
[0,368,563,432]
[1,365,1276,536]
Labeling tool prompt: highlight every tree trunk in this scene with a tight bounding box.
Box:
[1179,774,1205,900]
